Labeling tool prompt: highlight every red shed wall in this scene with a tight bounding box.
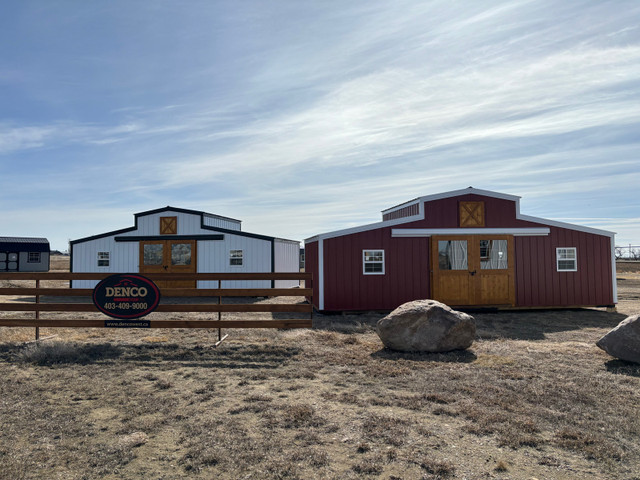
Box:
[322,228,430,311]
[515,227,613,307]
[314,192,614,311]
[418,194,535,229]
[419,195,614,307]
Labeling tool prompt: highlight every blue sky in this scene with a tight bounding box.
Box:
[1,1,639,251]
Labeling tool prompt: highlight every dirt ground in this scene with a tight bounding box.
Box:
[0,256,639,480]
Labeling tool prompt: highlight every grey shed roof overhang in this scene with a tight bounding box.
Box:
[0,237,50,252]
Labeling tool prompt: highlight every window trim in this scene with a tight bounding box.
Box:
[229,249,243,267]
[27,252,41,263]
[97,251,110,267]
[363,249,385,275]
[556,247,577,272]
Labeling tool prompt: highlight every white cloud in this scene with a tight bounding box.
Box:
[0,124,56,153]
[142,40,640,192]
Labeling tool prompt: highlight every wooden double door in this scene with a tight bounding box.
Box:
[139,240,197,289]
[431,235,515,306]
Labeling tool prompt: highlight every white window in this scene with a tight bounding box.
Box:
[363,250,385,275]
[28,252,41,263]
[97,251,110,267]
[556,247,577,272]
[230,250,243,266]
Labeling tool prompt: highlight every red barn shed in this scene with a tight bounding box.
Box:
[305,188,616,312]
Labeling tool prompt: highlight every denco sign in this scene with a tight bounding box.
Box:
[93,274,161,326]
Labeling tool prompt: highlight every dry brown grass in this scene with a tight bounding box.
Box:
[0,256,639,479]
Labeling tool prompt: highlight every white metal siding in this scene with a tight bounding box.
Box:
[274,240,300,288]
[197,235,272,289]
[130,211,203,236]
[72,237,139,288]
[203,214,241,231]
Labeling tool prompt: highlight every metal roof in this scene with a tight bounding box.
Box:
[135,206,242,225]
[0,237,49,244]
[70,207,301,245]
[0,237,50,252]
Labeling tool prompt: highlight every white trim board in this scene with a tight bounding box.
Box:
[318,238,324,310]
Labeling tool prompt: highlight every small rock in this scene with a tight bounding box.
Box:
[119,431,148,448]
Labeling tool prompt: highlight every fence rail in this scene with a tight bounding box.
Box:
[0,272,313,338]
[0,272,310,281]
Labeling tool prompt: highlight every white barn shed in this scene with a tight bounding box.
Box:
[69,206,300,289]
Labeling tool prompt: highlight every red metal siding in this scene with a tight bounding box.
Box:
[322,228,430,311]
[304,241,319,309]
[383,203,419,221]
[515,228,613,307]
[394,194,542,230]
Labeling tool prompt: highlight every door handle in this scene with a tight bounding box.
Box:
[163,265,168,271]
[469,270,476,276]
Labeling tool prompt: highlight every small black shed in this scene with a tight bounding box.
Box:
[0,237,50,272]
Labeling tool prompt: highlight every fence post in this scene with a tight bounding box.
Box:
[218,293,222,341]
[35,279,40,340]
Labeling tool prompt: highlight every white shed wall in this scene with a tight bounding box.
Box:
[130,211,203,236]
[197,234,272,289]
[274,240,300,288]
[72,237,139,288]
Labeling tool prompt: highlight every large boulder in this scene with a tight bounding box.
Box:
[596,314,640,364]
[376,300,475,352]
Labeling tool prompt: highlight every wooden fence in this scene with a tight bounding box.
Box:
[0,272,312,341]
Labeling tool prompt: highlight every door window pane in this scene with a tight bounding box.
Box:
[171,243,192,266]
[143,244,164,265]
[480,240,508,269]
[438,241,468,270]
